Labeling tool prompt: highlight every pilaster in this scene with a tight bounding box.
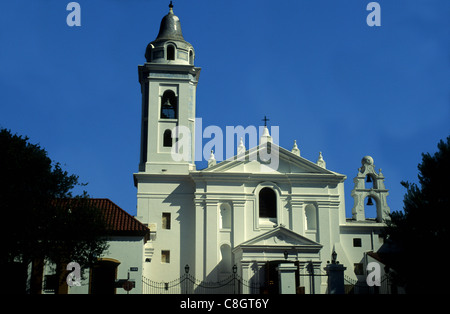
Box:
[232,200,246,247]
[290,199,304,234]
[194,198,205,279]
[205,199,219,280]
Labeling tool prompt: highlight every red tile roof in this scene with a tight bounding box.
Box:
[54,198,149,239]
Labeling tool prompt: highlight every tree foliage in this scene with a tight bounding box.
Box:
[384,136,450,293]
[0,128,108,292]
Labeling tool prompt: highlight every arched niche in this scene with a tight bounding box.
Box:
[219,202,232,229]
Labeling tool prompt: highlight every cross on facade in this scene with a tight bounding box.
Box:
[262,115,270,126]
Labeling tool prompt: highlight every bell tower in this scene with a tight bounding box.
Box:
[138,2,201,174]
[351,156,390,222]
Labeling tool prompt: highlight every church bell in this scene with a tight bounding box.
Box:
[366,175,372,183]
[366,197,374,206]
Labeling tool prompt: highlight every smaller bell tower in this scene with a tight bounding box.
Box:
[351,156,390,222]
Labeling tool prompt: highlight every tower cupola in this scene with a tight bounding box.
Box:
[145,2,195,65]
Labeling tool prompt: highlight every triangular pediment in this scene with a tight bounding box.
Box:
[202,143,345,178]
[237,226,322,250]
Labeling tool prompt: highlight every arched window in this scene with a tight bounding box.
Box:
[90,259,120,294]
[145,44,153,62]
[160,90,177,119]
[163,129,172,147]
[259,187,276,219]
[189,50,194,64]
[167,45,175,60]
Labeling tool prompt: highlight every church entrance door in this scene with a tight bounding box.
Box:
[262,260,299,294]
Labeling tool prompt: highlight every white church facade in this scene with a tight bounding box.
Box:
[134,3,391,294]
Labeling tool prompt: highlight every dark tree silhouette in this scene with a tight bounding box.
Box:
[0,128,108,294]
[383,136,449,293]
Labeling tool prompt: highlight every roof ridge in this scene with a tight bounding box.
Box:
[53,198,149,233]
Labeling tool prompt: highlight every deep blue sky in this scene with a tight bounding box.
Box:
[1,0,449,217]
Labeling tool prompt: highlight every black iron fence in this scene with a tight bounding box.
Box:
[142,262,327,294]
[142,272,260,294]
[143,265,397,294]
[344,274,392,294]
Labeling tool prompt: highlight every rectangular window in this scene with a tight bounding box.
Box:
[162,213,171,230]
[353,238,362,247]
[161,250,170,263]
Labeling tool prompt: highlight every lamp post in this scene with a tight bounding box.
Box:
[233,264,238,294]
[307,261,315,294]
[184,264,190,294]
[324,251,346,294]
[331,249,337,264]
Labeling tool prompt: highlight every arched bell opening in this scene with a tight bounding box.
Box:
[364,195,379,221]
[365,174,377,189]
[160,90,177,119]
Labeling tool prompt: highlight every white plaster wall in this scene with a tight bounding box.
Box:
[137,175,195,282]
[339,226,385,280]
[64,236,145,294]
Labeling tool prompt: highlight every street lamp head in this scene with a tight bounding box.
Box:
[331,249,337,264]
